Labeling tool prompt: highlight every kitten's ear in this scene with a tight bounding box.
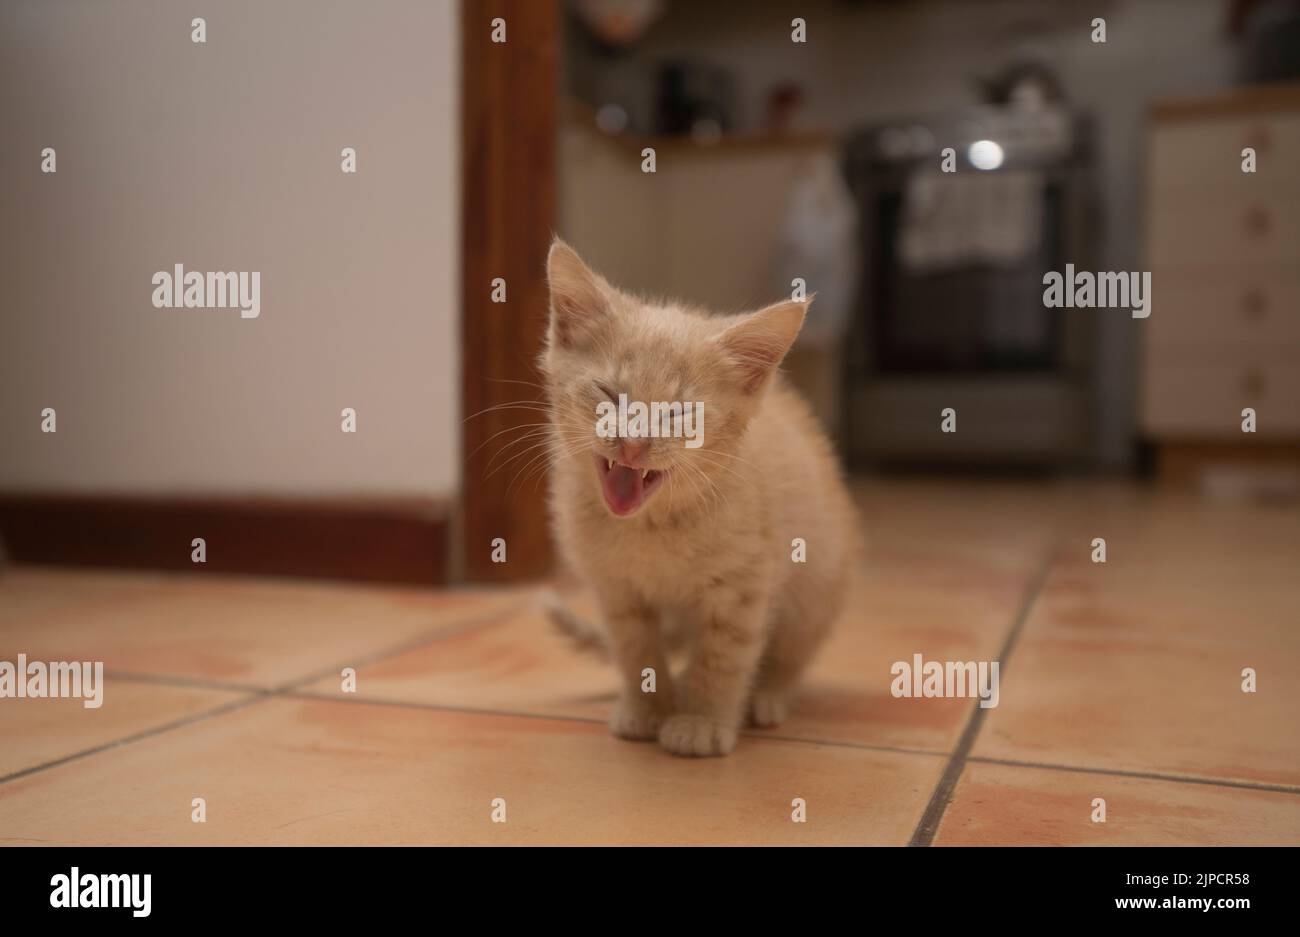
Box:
[717,298,809,393]
[547,239,609,349]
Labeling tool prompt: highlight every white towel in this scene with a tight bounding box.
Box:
[899,170,1043,273]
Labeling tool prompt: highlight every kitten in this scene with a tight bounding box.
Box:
[540,240,857,757]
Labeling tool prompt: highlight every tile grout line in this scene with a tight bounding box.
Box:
[1,599,532,788]
[100,678,1295,800]
[113,599,531,697]
[269,598,533,695]
[907,548,1057,847]
[0,692,273,787]
[282,690,615,726]
[966,755,1300,797]
[101,597,532,698]
[22,580,1296,806]
[281,689,954,759]
[104,670,265,694]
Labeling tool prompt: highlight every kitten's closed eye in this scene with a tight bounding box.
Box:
[594,381,618,402]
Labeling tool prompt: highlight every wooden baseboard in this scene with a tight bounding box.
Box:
[0,494,449,586]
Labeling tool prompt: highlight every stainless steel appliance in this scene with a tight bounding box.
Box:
[841,105,1101,466]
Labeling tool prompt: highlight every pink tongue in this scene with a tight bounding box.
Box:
[603,464,645,514]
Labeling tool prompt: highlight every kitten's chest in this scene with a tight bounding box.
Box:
[583,511,759,595]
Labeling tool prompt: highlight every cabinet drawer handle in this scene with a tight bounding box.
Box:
[1243,288,1268,321]
[1244,125,1273,152]
[1241,370,1268,397]
[1244,206,1272,237]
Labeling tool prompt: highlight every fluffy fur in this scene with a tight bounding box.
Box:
[540,240,857,757]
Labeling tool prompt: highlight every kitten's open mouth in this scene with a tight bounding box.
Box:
[593,453,666,517]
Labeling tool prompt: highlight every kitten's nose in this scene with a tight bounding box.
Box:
[618,439,650,467]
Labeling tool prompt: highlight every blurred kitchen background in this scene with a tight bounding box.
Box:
[557,0,1299,482]
[1,0,1297,586]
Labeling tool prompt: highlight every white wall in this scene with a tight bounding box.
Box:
[0,0,460,498]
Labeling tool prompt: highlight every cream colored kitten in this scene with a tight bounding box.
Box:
[541,240,857,757]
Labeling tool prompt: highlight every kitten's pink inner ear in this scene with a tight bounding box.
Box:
[719,300,808,393]
[547,241,608,348]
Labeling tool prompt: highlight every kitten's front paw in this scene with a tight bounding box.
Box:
[747,690,789,729]
[609,697,668,741]
[658,713,738,757]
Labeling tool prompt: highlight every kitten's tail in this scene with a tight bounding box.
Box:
[540,588,609,659]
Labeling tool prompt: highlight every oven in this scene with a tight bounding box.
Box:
[840,104,1102,467]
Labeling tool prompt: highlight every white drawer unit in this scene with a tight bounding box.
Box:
[1148,110,1300,195]
[1147,191,1300,267]
[1143,357,1300,438]
[1141,86,1300,445]
[1144,266,1300,353]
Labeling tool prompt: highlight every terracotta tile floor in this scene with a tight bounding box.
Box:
[2,480,1297,845]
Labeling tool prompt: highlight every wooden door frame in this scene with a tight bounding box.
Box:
[458,0,558,583]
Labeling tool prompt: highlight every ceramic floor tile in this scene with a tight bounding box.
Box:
[299,591,619,715]
[0,567,166,626]
[0,680,247,779]
[801,548,1035,752]
[4,481,1292,846]
[0,696,945,845]
[299,542,1040,753]
[0,568,523,689]
[935,762,1300,845]
[974,524,1300,787]
[974,621,1300,787]
[1045,490,1300,645]
[1030,559,1299,650]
